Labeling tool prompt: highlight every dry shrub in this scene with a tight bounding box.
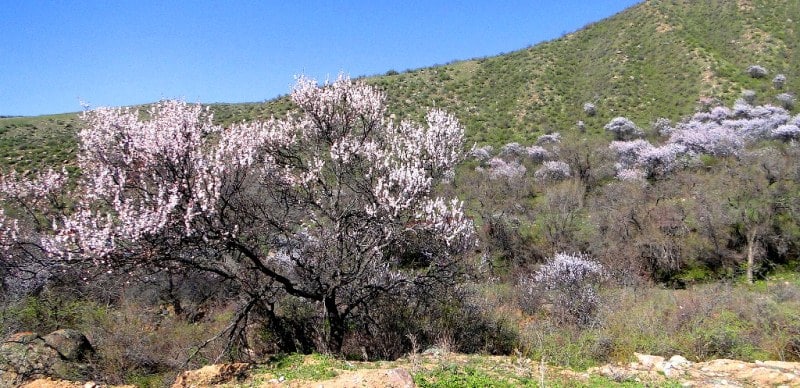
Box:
[85,299,233,385]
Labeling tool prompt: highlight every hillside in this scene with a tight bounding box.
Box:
[368,0,800,145]
[3,0,800,172]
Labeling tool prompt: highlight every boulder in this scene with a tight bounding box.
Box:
[43,329,94,362]
[0,331,94,387]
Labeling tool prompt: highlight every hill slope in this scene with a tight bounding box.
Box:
[3,0,800,171]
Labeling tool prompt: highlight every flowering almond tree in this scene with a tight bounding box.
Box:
[0,76,475,354]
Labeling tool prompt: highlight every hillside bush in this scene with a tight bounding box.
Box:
[536,132,561,145]
[773,74,787,89]
[747,65,768,78]
[583,102,596,116]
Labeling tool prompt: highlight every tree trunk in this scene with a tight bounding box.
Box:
[746,229,758,284]
[324,295,345,354]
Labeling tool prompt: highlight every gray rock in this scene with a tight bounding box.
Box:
[0,330,94,387]
[43,329,94,361]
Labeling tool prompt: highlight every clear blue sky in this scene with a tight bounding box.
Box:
[0,1,639,116]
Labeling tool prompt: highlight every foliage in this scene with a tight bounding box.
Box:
[415,365,523,387]
[747,65,769,79]
[257,353,351,381]
[583,103,597,117]
[0,76,476,355]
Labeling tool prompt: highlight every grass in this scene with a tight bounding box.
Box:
[252,353,356,382]
[242,352,681,387]
[513,272,800,368]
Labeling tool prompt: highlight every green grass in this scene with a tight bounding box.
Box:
[253,353,356,382]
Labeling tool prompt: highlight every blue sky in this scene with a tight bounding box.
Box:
[0,1,639,116]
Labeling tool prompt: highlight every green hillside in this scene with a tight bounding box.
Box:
[4,0,800,171]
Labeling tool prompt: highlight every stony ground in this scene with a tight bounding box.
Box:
[18,352,800,387]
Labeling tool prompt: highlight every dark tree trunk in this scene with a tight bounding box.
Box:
[324,295,345,354]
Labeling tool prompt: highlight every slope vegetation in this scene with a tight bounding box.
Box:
[3,0,800,170]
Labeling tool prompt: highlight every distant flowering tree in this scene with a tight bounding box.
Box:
[609,139,652,167]
[608,99,795,182]
[534,161,571,183]
[0,75,476,354]
[609,140,684,180]
[487,143,550,163]
[604,117,644,140]
[520,252,606,326]
[669,121,744,156]
[688,106,732,124]
[479,157,527,181]
[733,98,753,116]
[747,65,768,78]
[773,74,787,89]
[729,104,790,140]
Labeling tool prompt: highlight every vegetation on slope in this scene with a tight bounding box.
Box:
[5,0,800,172]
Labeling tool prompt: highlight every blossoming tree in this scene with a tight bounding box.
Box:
[0,76,476,353]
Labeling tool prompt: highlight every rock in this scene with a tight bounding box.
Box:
[759,360,800,373]
[634,352,664,369]
[172,363,250,387]
[596,354,800,387]
[385,368,415,388]
[662,355,692,378]
[43,329,94,362]
[668,355,690,366]
[699,358,749,373]
[0,330,94,387]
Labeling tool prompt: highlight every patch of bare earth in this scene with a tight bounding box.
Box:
[18,353,800,387]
